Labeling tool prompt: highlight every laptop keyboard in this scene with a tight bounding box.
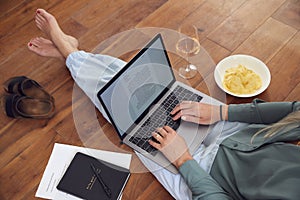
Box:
[129,85,203,156]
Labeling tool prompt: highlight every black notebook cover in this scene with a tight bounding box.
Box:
[57,152,130,200]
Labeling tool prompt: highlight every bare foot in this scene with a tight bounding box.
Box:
[28,37,64,60]
[35,8,79,58]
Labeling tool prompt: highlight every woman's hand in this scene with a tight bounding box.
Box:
[171,101,228,125]
[149,126,193,169]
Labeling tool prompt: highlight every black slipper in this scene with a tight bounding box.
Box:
[3,76,54,101]
[2,94,55,119]
[3,76,27,94]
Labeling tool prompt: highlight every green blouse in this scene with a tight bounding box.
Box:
[179,99,300,200]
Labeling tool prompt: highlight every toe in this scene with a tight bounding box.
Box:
[27,42,38,53]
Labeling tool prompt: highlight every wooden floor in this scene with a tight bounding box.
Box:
[0,0,299,199]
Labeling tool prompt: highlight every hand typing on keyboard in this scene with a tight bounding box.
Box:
[171,102,228,125]
[148,126,193,169]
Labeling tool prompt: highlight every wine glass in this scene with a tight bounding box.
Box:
[176,24,200,79]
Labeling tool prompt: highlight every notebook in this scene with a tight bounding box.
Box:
[57,152,130,200]
[97,33,222,173]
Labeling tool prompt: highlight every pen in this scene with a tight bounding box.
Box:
[90,163,112,199]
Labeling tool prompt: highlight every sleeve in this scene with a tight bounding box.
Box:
[228,99,300,124]
[179,160,233,200]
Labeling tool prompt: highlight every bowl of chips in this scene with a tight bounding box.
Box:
[214,55,271,97]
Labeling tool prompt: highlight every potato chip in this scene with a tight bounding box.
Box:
[223,64,262,95]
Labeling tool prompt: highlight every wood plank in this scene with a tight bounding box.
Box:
[137,0,206,29]
[208,0,286,51]
[76,0,167,52]
[0,0,24,17]
[0,130,64,200]
[273,0,300,30]
[233,17,297,63]
[286,82,300,101]
[201,38,231,64]
[72,0,145,28]
[136,179,174,200]
[123,172,163,199]
[0,0,61,39]
[175,0,246,41]
[262,32,300,101]
[0,118,52,168]
[53,89,101,146]
[0,22,38,62]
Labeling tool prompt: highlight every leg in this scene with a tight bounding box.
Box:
[28,37,64,60]
[66,51,126,121]
[35,8,78,58]
[29,8,127,121]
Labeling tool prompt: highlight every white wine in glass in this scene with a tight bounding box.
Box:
[176,25,200,79]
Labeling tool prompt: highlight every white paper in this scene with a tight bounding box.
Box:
[35,143,132,200]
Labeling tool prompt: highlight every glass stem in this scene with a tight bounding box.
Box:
[185,52,190,72]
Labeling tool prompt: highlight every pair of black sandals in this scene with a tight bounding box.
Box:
[1,76,55,119]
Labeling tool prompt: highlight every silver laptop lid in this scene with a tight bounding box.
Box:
[97,34,175,139]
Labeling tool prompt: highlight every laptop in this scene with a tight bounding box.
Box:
[97,34,222,173]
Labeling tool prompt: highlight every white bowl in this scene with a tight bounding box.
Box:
[214,54,271,98]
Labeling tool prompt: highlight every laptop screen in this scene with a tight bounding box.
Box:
[97,34,175,139]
